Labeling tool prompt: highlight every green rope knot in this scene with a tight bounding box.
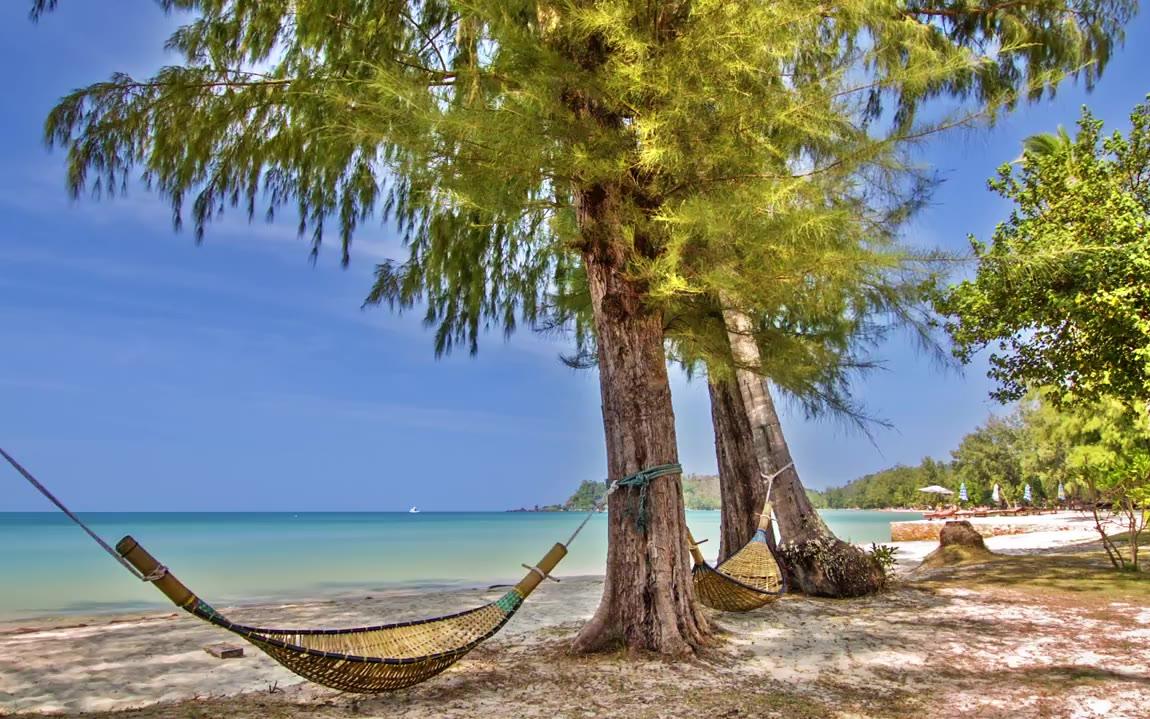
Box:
[614,463,682,533]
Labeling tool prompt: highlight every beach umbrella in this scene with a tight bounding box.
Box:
[918,485,954,508]
[992,483,1002,505]
[1023,483,1033,503]
[1057,482,1066,502]
[918,485,954,495]
[958,482,969,503]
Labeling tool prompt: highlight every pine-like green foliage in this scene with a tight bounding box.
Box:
[940,99,1150,406]
[821,403,1053,508]
[1019,391,1150,569]
[951,414,1028,502]
[680,474,721,510]
[824,392,1149,516]
[36,0,1135,364]
[1019,391,1150,503]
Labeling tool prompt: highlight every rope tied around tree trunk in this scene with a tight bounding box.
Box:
[615,463,682,533]
[757,461,792,529]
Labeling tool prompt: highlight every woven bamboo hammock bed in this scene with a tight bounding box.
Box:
[688,500,786,612]
[1,448,685,694]
[116,536,567,692]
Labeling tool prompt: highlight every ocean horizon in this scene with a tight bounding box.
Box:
[0,509,920,622]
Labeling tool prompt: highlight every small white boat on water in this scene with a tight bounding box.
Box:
[408,506,420,514]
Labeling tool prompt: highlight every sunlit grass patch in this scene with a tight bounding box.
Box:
[914,545,1150,604]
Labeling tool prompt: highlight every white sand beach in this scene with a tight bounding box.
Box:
[889,511,1102,567]
[3,521,1147,719]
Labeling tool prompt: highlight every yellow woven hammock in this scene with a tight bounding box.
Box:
[0,447,599,694]
[117,536,566,692]
[688,501,786,612]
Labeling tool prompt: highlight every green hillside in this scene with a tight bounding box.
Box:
[564,474,721,511]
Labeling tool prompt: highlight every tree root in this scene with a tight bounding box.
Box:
[779,536,885,597]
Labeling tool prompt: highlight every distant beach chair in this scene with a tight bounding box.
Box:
[924,506,958,521]
[956,508,990,518]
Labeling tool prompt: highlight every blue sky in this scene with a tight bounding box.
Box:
[2,5,1147,511]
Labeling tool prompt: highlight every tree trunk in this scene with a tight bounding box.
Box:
[571,184,709,655]
[719,305,884,597]
[1125,496,1140,571]
[708,377,767,562]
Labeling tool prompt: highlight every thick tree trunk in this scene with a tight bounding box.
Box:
[571,185,709,655]
[719,306,884,597]
[708,378,767,562]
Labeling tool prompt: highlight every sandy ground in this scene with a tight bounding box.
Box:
[2,524,1146,719]
[912,510,1096,530]
[892,510,1102,541]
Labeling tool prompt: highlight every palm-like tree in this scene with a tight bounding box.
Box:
[1017,126,1074,163]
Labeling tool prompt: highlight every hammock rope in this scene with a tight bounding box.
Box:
[688,462,791,612]
[0,447,162,582]
[1,447,680,692]
[614,462,682,532]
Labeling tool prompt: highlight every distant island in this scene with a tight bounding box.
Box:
[510,473,723,512]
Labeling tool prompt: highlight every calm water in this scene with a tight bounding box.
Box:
[0,509,918,621]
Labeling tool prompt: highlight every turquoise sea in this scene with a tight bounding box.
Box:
[0,509,918,622]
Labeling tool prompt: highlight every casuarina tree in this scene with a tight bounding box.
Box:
[34,0,1135,652]
[683,2,1137,595]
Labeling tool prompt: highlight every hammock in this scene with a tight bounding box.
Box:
[116,535,565,692]
[689,519,785,612]
[2,448,677,693]
[688,466,789,612]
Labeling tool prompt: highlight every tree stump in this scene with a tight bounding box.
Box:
[939,520,989,550]
[918,520,997,569]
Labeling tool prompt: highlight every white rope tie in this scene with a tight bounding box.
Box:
[142,565,169,582]
[760,462,794,484]
[757,462,791,527]
[521,564,559,582]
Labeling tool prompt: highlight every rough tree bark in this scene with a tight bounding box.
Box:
[570,183,709,655]
[718,306,884,597]
[708,377,768,562]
